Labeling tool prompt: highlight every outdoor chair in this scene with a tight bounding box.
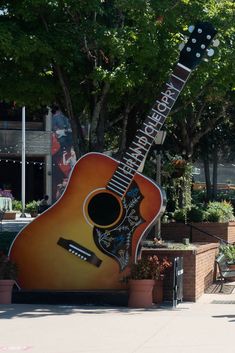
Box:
[216,253,235,291]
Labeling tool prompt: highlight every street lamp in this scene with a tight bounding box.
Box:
[154,131,167,238]
[20,106,26,218]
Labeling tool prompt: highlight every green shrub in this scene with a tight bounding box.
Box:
[220,244,235,263]
[204,201,234,223]
[12,199,22,212]
[173,209,186,223]
[187,206,205,222]
[25,200,39,213]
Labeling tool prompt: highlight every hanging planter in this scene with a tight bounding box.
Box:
[171,159,187,178]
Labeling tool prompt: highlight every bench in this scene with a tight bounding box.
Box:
[216,253,235,291]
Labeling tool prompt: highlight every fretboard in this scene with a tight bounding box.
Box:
[107,63,191,198]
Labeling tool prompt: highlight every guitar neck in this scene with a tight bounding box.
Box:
[107,63,191,198]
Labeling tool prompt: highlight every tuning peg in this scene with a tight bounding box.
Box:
[178,42,185,51]
[207,48,214,57]
[188,25,195,33]
[212,39,220,47]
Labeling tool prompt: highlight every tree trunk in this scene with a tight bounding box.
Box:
[203,155,212,202]
[212,146,218,200]
[89,82,110,151]
[116,103,131,159]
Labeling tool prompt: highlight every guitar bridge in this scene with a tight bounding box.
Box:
[57,237,102,268]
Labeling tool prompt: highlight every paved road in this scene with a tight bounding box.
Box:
[0,289,235,353]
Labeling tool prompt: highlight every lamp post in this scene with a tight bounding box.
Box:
[20,106,26,218]
[154,131,167,238]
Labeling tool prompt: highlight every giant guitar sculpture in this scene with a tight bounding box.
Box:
[9,22,217,290]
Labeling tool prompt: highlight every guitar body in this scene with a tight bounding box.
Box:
[9,152,165,290]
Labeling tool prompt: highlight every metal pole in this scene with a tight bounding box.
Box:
[155,153,161,237]
[20,106,26,217]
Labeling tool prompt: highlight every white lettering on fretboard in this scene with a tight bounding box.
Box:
[124,157,139,169]
[128,147,143,161]
[122,164,134,175]
[132,142,148,152]
[136,136,149,146]
[126,151,142,162]
[156,100,169,113]
[163,90,176,100]
[144,124,155,136]
[166,81,180,93]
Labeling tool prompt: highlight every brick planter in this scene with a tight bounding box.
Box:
[161,222,235,244]
[2,212,16,220]
[141,242,219,302]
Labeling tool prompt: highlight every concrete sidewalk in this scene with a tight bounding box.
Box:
[0,289,235,353]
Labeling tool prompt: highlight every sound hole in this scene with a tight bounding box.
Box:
[88,192,121,227]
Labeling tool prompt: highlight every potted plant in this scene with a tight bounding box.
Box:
[127,255,172,308]
[25,200,39,217]
[0,252,18,304]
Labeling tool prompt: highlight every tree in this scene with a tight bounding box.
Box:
[0,0,234,166]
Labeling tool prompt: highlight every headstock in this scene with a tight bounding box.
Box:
[179,22,218,70]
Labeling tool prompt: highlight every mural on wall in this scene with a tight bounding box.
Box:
[51,105,76,202]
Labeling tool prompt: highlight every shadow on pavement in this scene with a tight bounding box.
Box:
[212,314,235,323]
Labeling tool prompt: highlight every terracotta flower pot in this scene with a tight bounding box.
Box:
[0,279,15,304]
[128,279,155,308]
[152,279,163,304]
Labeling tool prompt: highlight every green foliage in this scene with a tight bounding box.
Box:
[191,190,207,204]
[172,209,186,223]
[172,201,234,223]
[25,200,39,213]
[12,200,22,212]
[220,244,235,263]
[0,0,234,158]
[187,206,205,223]
[204,201,235,223]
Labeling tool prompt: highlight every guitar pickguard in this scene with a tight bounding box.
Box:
[93,181,145,271]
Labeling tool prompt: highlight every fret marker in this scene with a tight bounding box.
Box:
[207,48,214,57]
[188,25,195,33]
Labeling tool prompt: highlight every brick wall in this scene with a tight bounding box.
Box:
[161,222,235,244]
[141,242,219,302]
[195,244,219,300]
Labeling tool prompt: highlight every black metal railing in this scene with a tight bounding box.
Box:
[187,223,229,245]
